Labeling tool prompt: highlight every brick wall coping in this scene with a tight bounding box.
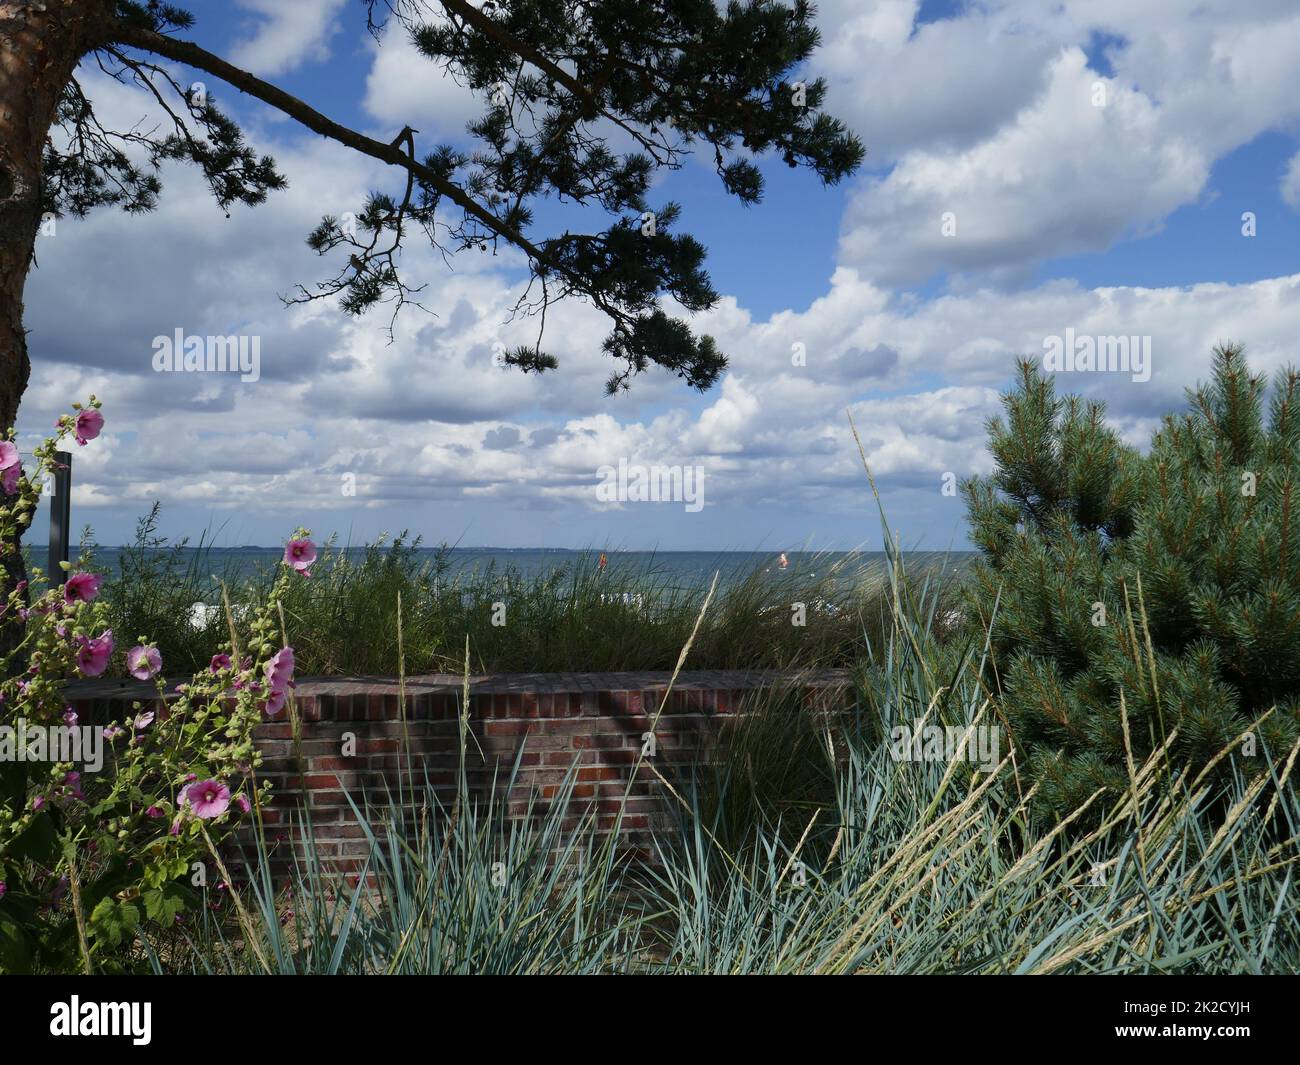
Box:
[66,668,854,704]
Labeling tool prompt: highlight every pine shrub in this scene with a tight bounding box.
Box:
[964,345,1300,816]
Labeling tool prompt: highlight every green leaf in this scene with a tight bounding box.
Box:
[0,911,33,975]
[88,897,140,949]
[8,811,58,864]
[142,884,188,925]
[0,760,25,815]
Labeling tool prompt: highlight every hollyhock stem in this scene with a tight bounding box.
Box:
[65,849,93,975]
[200,824,271,973]
[220,580,242,666]
[276,599,306,785]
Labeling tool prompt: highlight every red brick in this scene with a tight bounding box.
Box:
[577,766,621,782]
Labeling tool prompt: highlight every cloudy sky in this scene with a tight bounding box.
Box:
[20,0,1300,550]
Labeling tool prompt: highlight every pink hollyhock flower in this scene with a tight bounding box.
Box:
[283,538,316,575]
[261,644,296,716]
[31,796,44,811]
[0,440,17,471]
[127,644,162,680]
[74,631,114,677]
[234,793,251,814]
[63,571,102,603]
[263,687,288,717]
[62,708,78,726]
[265,645,295,690]
[209,653,231,673]
[133,710,155,731]
[0,881,5,900]
[1,463,20,494]
[73,408,103,446]
[146,805,164,818]
[169,818,181,836]
[184,779,231,819]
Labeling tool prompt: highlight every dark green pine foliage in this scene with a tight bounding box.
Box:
[964,346,1300,817]
[53,1,864,395]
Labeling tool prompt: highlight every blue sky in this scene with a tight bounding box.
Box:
[20,0,1300,550]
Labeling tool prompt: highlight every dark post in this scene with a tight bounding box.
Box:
[48,450,71,585]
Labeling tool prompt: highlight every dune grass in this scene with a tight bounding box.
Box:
[141,543,1298,976]
[82,506,967,677]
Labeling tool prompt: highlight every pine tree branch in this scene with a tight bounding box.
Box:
[109,22,628,326]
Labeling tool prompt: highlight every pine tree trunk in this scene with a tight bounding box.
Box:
[0,1,113,657]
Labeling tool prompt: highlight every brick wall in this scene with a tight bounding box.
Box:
[67,669,853,876]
